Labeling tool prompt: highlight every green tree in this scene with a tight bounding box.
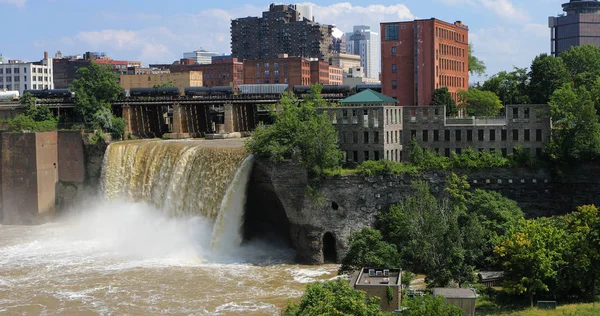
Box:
[70,61,122,130]
[284,279,381,316]
[528,54,571,104]
[468,43,486,77]
[340,228,400,273]
[153,81,176,88]
[495,218,565,307]
[19,92,36,107]
[458,89,503,117]
[245,85,342,177]
[546,83,600,162]
[560,45,600,89]
[589,77,600,117]
[480,67,530,105]
[402,294,462,316]
[431,87,458,117]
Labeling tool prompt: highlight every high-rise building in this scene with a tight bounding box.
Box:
[346,25,381,80]
[183,49,221,64]
[231,4,333,61]
[0,52,53,94]
[381,19,469,106]
[549,0,600,56]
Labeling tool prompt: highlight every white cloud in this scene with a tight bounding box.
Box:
[0,0,25,7]
[439,0,530,23]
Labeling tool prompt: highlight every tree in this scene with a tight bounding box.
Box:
[495,218,565,307]
[7,91,57,132]
[245,85,342,177]
[431,87,458,117]
[480,68,530,105]
[528,54,571,104]
[402,294,462,316]
[70,61,122,130]
[153,81,176,88]
[458,89,503,117]
[284,279,381,316]
[560,45,600,89]
[468,43,486,77]
[340,228,400,273]
[546,83,600,162]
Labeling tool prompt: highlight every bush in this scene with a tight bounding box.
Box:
[109,117,126,140]
[284,279,381,316]
[356,160,419,177]
[340,228,400,274]
[7,114,57,132]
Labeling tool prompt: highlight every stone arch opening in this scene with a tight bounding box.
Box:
[331,201,339,210]
[322,232,337,263]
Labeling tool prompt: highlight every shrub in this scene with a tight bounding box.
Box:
[356,160,419,177]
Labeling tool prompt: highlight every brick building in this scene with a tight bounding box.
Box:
[329,66,343,85]
[53,52,141,88]
[231,4,333,61]
[311,60,330,84]
[243,56,311,86]
[381,18,469,106]
[150,56,244,89]
[119,71,202,95]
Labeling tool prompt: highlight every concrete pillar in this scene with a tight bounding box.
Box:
[172,103,183,134]
[224,103,234,133]
[122,105,132,135]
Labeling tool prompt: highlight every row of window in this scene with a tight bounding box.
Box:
[436,26,465,42]
[0,84,49,90]
[433,147,542,158]
[346,150,388,162]
[438,43,465,58]
[0,67,50,75]
[0,76,48,83]
[340,131,382,144]
[439,75,465,88]
[438,58,465,72]
[410,129,544,142]
[255,62,287,68]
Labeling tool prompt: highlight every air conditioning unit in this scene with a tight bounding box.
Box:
[383,269,390,276]
[368,269,375,276]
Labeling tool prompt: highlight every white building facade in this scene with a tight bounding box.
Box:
[0,54,53,94]
[346,25,380,80]
[183,50,221,64]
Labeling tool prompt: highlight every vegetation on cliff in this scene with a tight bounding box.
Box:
[1,92,57,132]
[245,84,342,177]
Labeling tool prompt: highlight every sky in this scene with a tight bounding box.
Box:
[1,0,568,81]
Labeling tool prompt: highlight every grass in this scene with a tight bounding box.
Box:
[484,303,600,315]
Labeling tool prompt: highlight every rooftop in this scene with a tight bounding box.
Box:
[355,268,401,286]
[432,288,477,299]
[340,89,398,104]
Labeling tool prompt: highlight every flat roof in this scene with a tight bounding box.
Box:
[433,288,477,299]
[356,268,401,286]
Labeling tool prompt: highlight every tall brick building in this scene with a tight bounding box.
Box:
[381,19,469,106]
[231,4,333,61]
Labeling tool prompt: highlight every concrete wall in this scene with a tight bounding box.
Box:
[58,131,85,182]
[1,132,57,224]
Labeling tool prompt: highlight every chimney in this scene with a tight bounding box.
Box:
[44,51,48,60]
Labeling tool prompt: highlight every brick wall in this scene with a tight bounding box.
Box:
[58,131,85,182]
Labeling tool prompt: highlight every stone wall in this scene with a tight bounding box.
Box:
[250,159,600,265]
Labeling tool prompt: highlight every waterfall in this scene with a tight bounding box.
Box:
[101,140,252,250]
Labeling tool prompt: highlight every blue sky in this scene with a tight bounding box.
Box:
[1,0,567,81]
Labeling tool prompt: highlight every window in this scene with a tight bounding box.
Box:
[467,130,473,141]
[434,130,440,141]
[363,109,369,127]
[24,76,26,81]
[524,107,530,119]
[374,132,379,144]
[512,107,519,119]
[490,129,496,141]
[24,68,27,73]
[363,132,369,144]
[536,148,542,157]
[501,130,507,141]
[14,68,19,74]
[256,63,260,68]
[455,130,462,141]
[6,68,11,74]
[386,131,389,144]
[274,62,279,68]
[423,130,428,142]
[6,76,11,82]
[385,24,399,40]
[264,63,269,68]
[392,80,397,89]
[391,47,397,56]
[392,64,397,73]
[501,148,507,157]
[342,132,347,143]
[14,76,19,82]
[353,131,358,144]
[524,129,530,141]
[255,70,260,76]
[0,77,2,83]
[444,148,451,157]
[536,129,542,142]
[444,130,450,141]
[512,129,519,141]
[478,129,484,141]
[364,151,370,161]
[410,130,416,139]
[264,70,270,76]
[274,70,279,76]
[44,68,48,74]
[374,151,380,161]
[456,148,462,154]
[0,69,3,74]
[353,151,358,162]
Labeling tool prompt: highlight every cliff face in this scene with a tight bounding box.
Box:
[248,159,600,265]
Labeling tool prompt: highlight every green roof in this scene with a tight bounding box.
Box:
[340,89,398,104]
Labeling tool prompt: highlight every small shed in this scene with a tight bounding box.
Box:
[432,288,477,316]
[478,271,504,287]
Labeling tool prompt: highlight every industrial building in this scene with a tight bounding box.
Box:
[351,268,402,312]
[231,4,333,61]
[380,19,469,106]
[119,71,202,95]
[0,52,53,94]
[549,0,600,56]
[243,55,342,86]
[151,56,244,90]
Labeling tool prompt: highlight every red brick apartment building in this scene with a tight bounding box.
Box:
[381,18,469,106]
[243,56,311,86]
